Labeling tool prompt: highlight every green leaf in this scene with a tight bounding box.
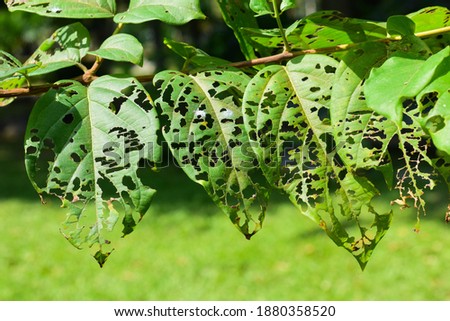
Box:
[6,0,116,18]
[249,0,273,16]
[24,76,161,265]
[408,6,450,32]
[280,0,295,13]
[25,22,90,76]
[243,54,391,268]
[330,43,396,173]
[416,61,450,154]
[216,0,271,60]
[366,47,450,126]
[366,48,449,216]
[243,11,386,52]
[114,0,206,25]
[164,38,230,71]
[154,68,269,238]
[387,15,416,37]
[0,51,40,80]
[89,34,144,66]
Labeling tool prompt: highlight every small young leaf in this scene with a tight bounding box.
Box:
[6,0,116,18]
[387,15,416,37]
[280,0,295,13]
[89,34,144,66]
[24,76,161,265]
[114,0,206,25]
[249,0,273,16]
[25,22,90,76]
[164,39,230,71]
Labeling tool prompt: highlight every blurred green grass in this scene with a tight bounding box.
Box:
[0,147,449,300]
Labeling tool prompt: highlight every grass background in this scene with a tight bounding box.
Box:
[0,142,449,301]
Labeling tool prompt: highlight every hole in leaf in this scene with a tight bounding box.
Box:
[122,176,136,190]
[62,113,74,124]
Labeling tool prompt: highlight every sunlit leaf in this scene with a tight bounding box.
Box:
[243,54,392,269]
[114,0,205,25]
[25,22,90,76]
[24,76,161,265]
[5,0,116,18]
[243,11,386,53]
[154,68,269,238]
[89,34,144,66]
[366,47,449,126]
[249,0,273,16]
[331,42,396,173]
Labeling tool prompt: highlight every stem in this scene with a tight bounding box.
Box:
[83,23,124,83]
[272,0,291,52]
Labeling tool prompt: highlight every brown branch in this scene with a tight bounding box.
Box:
[0,83,71,98]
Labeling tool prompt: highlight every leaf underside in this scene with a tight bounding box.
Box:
[24,76,161,266]
[243,54,393,269]
[154,68,269,238]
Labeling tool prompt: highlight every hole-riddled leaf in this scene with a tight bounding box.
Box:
[366,47,449,221]
[366,47,450,147]
[24,76,161,265]
[25,22,91,76]
[243,11,386,53]
[330,43,396,176]
[114,0,206,25]
[5,0,116,18]
[243,54,392,269]
[154,68,269,238]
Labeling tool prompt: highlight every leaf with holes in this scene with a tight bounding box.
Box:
[5,0,116,18]
[24,76,160,266]
[366,47,450,140]
[114,0,205,25]
[243,54,392,269]
[243,11,386,53]
[330,43,396,178]
[154,68,269,238]
[366,47,449,222]
[89,34,144,66]
[407,7,450,54]
[25,22,90,76]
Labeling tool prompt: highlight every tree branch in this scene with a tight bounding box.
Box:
[0,25,449,99]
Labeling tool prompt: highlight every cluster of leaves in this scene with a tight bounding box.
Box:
[1,0,449,269]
